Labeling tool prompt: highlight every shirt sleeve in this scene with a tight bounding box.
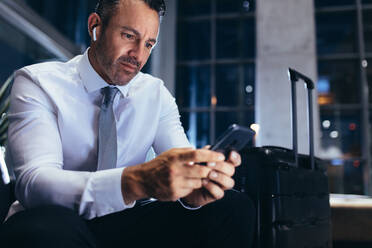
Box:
[151,83,202,210]
[152,83,193,154]
[7,69,135,220]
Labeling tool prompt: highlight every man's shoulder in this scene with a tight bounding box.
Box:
[127,72,161,94]
[137,72,163,85]
[15,55,82,80]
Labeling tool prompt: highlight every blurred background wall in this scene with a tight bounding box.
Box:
[1,0,372,196]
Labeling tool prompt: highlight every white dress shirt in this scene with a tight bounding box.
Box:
[7,49,191,220]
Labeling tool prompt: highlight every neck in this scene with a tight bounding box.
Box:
[88,47,113,85]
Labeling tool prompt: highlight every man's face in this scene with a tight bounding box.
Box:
[94,0,159,85]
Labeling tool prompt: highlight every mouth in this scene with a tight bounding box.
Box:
[119,62,138,73]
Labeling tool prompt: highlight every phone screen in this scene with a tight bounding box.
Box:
[210,124,255,158]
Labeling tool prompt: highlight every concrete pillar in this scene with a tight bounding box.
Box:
[151,0,177,95]
[255,0,320,155]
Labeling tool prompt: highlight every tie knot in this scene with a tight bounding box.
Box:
[102,87,119,107]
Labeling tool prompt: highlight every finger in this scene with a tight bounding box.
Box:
[178,149,225,163]
[181,178,203,189]
[202,179,225,200]
[182,164,212,178]
[170,147,195,153]
[171,178,201,200]
[208,171,235,190]
[206,161,235,177]
[202,145,211,150]
[227,151,241,167]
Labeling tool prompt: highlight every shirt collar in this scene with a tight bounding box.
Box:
[77,48,139,97]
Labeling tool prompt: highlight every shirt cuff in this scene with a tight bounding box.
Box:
[80,167,135,219]
[178,198,202,210]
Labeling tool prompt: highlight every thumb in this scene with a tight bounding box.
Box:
[202,145,211,150]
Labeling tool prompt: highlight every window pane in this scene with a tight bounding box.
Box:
[216,0,255,14]
[177,21,211,61]
[215,64,255,107]
[181,112,210,148]
[215,111,254,139]
[364,10,372,53]
[216,18,255,59]
[320,109,363,194]
[0,16,57,84]
[176,65,211,108]
[244,64,255,106]
[316,11,357,55]
[329,158,365,194]
[242,18,256,58]
[343,158,364,194]
[24,0,96,48]
[216,19,240,59]
[315,0,355,8]
[366,60,372,102]
[320,109,361,156]
[216,64,240,106]
[317,60,360,104]
[178,0,211,17]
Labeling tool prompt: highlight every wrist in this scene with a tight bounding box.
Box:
[121,165,148,205]
[179,198,202,210]
[181,194,202,208]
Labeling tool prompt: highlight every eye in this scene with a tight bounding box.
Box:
[145,42,153,50]
[122,32,135,40]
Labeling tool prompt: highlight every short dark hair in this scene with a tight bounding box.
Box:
[95,0,166,27]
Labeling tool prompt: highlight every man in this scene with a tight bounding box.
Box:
[1,0,255,247]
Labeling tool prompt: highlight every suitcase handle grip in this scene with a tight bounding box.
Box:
[288,68,315,170]
[288,68,314,90]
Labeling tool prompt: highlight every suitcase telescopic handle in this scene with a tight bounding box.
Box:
[288,68,315,170]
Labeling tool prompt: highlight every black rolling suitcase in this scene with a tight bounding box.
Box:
[234,68,332,248]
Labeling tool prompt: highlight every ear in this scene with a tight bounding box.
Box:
[88,13,102,42]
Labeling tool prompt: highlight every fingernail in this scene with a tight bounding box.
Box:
[218,154,225,160]
[231,151,238,159]
[210,171,218,179]
[188,162,194,166]
[208,162,216,167]
[202,179,209,186]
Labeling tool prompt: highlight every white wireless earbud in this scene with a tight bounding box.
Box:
[93,27,97,41]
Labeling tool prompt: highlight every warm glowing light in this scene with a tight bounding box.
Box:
[318,94,334,105]
[250,123,260,134]
[211,96,217,106]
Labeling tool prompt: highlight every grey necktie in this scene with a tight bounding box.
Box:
[97,86,120,171]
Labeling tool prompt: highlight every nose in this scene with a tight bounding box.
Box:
[128,41,145,62]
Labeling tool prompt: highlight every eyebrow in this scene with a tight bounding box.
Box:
[120,26,157,44]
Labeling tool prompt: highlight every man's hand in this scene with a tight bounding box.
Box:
[181,150,241,207]
[121,148,225,204]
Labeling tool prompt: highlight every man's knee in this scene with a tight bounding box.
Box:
[1,205,96,248]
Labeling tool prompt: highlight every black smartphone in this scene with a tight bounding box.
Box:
[210,124,255,159]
